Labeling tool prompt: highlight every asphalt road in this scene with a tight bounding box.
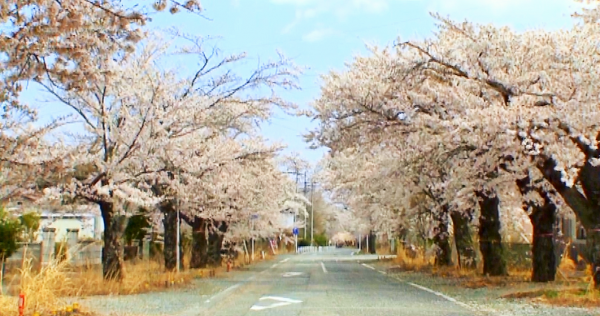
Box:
[197,249,475,316]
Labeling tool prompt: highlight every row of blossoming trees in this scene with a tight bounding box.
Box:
[308,2,600,287]
[0,0,310,280]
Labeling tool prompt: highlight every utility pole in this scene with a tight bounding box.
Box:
[176,201,180,273]
[303,171,307,240]
[310,181,314,246]
[176,170,181,273]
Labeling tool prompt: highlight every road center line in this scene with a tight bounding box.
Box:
[361,263,376,270]
[280,258,289,263]
[321,262,328,273]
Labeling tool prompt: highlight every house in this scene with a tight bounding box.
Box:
[4,194,103,242]
[279,209,296,229]
[38,210,103,242]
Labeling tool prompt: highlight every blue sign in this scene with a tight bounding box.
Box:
[293,227,299,235]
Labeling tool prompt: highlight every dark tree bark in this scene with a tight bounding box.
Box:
[530,202,557,282]
[476,191,508,276]
[206,221,228,266]
[179,214,207,269]
[450,210,477,269]
[516,175,558,282]
[368,230,377,254]
[99,200,126,280]
[161,201,177,271]
[536,147,600,287]
[433,205,453,266]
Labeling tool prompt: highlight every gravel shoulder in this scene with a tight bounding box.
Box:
[71,259,280,316]
[372,261,599,316]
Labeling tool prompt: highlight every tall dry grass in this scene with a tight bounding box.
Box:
[392,244,434,272]
[391,241,599,307]
[0,258,195,315]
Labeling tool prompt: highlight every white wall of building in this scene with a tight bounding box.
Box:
[38,212,103,242]
[279,212,295,230]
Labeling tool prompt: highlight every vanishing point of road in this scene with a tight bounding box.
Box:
[196,249,475,316]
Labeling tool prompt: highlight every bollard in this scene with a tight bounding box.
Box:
[73,302,80,312]
[18,293,25,316]
[33,312,40,316]
[66,305,73,315]
[227,260,232,272]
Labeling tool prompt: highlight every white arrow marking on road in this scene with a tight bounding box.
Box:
[282,272,303,277]
[250,296,303,311]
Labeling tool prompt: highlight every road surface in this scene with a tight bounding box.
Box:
[197,249,475,316]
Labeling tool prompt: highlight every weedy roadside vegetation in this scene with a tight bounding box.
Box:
[386,244,598,307]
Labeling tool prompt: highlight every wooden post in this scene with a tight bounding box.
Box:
[1,254,5,295]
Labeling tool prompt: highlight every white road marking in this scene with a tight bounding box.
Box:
[271,263,278,268]
[280,258,290,263]
[204,283,240,303]
[321,262,328,273]
[282,272,303,277]
[407,282,489,312]
[378,270,386,274]
[350,252,355,255]
[361,263,376,270]
[250,296,303,311]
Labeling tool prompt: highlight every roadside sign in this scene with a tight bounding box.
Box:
[293,227,299,235]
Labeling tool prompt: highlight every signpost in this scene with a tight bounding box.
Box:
[293,227,299,253]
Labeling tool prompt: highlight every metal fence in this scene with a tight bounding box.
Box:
[297,246,336,253]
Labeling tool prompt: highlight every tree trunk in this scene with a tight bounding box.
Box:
[530,202,557,282]
[99,200,125,281]
[476,192,508,276]
[450,210,476,269]
[161,202,177,271]
[516,175,559,282]
[433,206,453,266]
[206,221,228,267]
[586,230,600,288]
[369,230,377,254]
[189,217,207,269]
[538,158,600,287]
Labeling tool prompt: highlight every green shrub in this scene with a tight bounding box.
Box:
[0,208,22,262]
[314,234,328,246]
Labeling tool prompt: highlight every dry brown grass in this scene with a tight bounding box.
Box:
[0,258,196,315]
[390,244,434,272]
[502,256,600,307]
[388,243,600,307]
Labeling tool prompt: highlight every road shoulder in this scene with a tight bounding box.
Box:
[371,261,599,316]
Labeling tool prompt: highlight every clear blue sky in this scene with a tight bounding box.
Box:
[29,0,583,166]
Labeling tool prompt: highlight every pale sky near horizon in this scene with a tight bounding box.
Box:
[27,0,585,168]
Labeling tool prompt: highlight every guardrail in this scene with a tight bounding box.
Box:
[297,246,336,253]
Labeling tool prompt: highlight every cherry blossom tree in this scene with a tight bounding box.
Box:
[134,36,302,270]
[0,0,202,124]
[307,6,600,281]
